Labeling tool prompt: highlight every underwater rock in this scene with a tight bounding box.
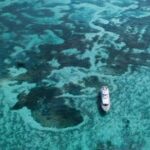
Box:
[15,60,26,68]
[83,75,102,90]
[16,61,52,83]
[12,86,83,128]
[57,54,90,68]
[12,87,63,110]
[25,87,63,109]
[32,104,83,128]
[11,91,27,110]
[64,82,83,95]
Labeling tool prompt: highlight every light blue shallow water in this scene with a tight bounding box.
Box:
[0,0,150,149]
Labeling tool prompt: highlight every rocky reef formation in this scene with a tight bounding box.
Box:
[12,87,83,128]
[0,0,150,149]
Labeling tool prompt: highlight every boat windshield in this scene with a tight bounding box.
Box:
[103,94,108,96]
[103,104,108,106]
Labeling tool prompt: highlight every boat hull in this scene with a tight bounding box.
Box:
[101,103,110,112]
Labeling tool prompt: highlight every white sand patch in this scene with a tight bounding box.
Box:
[10,46,25,58]
[132,48,145,54]
[0,32,16,41]
[138,26,147,42]
[18,107,46,130]
[8,66,27,77]
[44,67,86,87]
[0,79,35,106]
[48,58,60,68]
[62,48,80,56]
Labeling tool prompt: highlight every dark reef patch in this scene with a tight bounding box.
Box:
[16,62,52,83]
[94,17,150,49]
[82,76,101,90]
[57,54,90,68]
[64,82,83,95]
[38,42,90,69]
[100,46,150,75]
[15,60,26,69]
[32,104,83,128]
[12,87,83,128]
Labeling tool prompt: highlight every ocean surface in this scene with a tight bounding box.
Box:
[0,0,150,149]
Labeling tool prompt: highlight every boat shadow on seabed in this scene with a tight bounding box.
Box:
[96,93,109,117]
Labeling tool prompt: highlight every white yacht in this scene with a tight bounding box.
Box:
[100,86,110,112]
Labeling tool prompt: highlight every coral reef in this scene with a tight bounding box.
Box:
[0,0,150,149]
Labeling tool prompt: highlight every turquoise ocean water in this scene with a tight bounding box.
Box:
[0,0,150,149]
